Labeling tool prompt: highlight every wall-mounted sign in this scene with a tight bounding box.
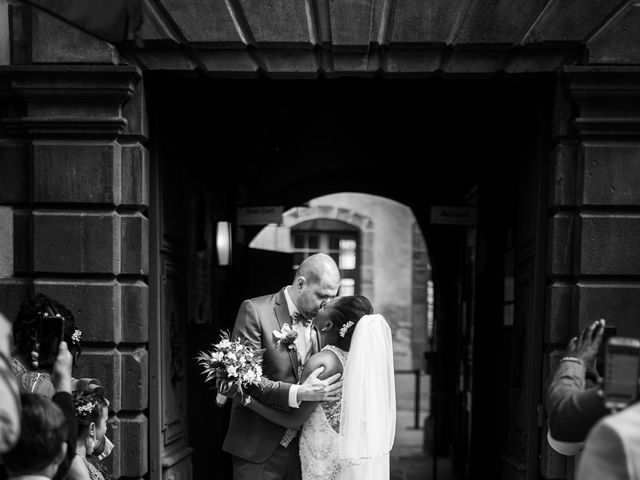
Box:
[430,206,477,226]
[237,206,284,226]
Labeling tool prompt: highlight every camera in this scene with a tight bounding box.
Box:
[603,336,640,410]
[34,311,65,370]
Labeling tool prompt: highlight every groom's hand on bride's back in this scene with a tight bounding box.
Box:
[297,367,342,403]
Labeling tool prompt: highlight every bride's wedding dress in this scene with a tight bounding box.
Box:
[300,314,395,480]
[299,345,348,480]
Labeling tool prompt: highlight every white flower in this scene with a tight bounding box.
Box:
[255,365,263,378]
[227,365,238,377]
[227,352,237,361]
[235,344,244,352]
[71,329,82,344]
[212,351,224,362]
[218,339,232,349]
[239,356,246,366]
[243,370,257,383]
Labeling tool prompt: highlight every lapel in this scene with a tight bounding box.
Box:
[274,288,300,383]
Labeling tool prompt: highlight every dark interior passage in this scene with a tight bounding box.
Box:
[148,74,553,480]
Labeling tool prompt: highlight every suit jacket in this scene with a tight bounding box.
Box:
[576,401,640,480]
[222,288,319,463]
[545,360,609,443]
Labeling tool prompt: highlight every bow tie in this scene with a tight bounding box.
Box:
[292,311,312,327]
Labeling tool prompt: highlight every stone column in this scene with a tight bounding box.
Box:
[543,66,640,479]
[1,65,149,479]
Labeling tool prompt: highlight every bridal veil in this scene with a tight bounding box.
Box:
[339,313,396,480]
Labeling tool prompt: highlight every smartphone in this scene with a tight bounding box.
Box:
[597,325,617,375]
[36,316,65,370]
[603,337,640,410]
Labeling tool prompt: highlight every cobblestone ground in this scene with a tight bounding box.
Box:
[390,410,455,480]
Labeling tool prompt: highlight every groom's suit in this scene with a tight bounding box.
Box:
[223,287,319,478]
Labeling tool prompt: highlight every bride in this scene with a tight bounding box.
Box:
[246,295,396,480]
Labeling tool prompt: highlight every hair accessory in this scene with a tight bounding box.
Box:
[72,329,82,344]
[75,400,96,416]
[339,321,354,338]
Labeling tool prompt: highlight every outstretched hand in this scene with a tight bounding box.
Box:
[297,366,342,402]
[564,319,605,379]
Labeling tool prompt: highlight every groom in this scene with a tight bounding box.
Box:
[223,253,343,480]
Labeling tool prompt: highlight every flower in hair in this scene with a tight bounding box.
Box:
[75,400,96,416]
[71,329,82,344]
[339,321,354,338]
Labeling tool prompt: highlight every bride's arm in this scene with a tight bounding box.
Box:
[246,351,343,429]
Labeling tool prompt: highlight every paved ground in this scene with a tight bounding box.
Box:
[390,410,455,480]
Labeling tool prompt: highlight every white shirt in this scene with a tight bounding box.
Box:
[284,285,312,408]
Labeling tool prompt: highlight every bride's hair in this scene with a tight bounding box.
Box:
[324,295,373,347]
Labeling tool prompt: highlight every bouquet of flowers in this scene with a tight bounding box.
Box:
[195,330,264,406]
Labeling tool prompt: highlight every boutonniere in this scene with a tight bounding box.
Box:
[273,323,298,350]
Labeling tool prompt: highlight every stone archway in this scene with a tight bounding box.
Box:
[282,204,375,300]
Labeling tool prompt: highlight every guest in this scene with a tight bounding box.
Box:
[68,390,109,480]
[576,400,640,480]
[0,310,20,454]
[545,318,610,444]
[11,293,83,397]
[2,341,77,480]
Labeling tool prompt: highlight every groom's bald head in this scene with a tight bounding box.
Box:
[291,253,341,319]
[295,253,340,286]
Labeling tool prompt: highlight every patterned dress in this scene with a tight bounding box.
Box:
[299,345,348,480]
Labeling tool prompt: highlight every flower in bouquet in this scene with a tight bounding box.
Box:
[195,330,264,406]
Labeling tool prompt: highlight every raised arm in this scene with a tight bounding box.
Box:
[245,351,343,429]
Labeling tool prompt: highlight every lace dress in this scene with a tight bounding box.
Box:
[299,345,348,480]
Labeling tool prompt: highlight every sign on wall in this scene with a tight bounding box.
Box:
[237,206,284,225]
[430,206,477,226]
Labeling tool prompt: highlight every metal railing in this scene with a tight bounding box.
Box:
[394,368,422,429]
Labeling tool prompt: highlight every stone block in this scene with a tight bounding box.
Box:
[578,214,640,275]
[545,283,574,345]
[120,145,149,207]
[548,214,575,276]
[240,0,311,44]
[0,207,13,278]
[121,281,149,343]
[120,348,148,411]
[13,210,31,274]
[120,213,149,275]
[581,143,640,206]
[550,142,578,208]
[122,79,149,138]
[33,211,118,274]
[117,413,148,477]
[442,49,508,74]
[33,143,120,205]
[260,50,319,77]
[588,3,640,64]
[76,348,121,412]
[0,142,29,203]
[0,279,33,322]
[577,283,640,339]
[526,0,622,42]
[385,49,442,74]
[33,280,120,343]
[31,9,117,64]
[389,0,462,44]
[160,0,240,42]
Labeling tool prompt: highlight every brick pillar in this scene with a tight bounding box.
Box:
[544,66,640,479]
[2,65,149,479]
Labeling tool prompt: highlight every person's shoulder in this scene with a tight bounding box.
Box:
[244,288,285,306]
[304,350,343,380]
